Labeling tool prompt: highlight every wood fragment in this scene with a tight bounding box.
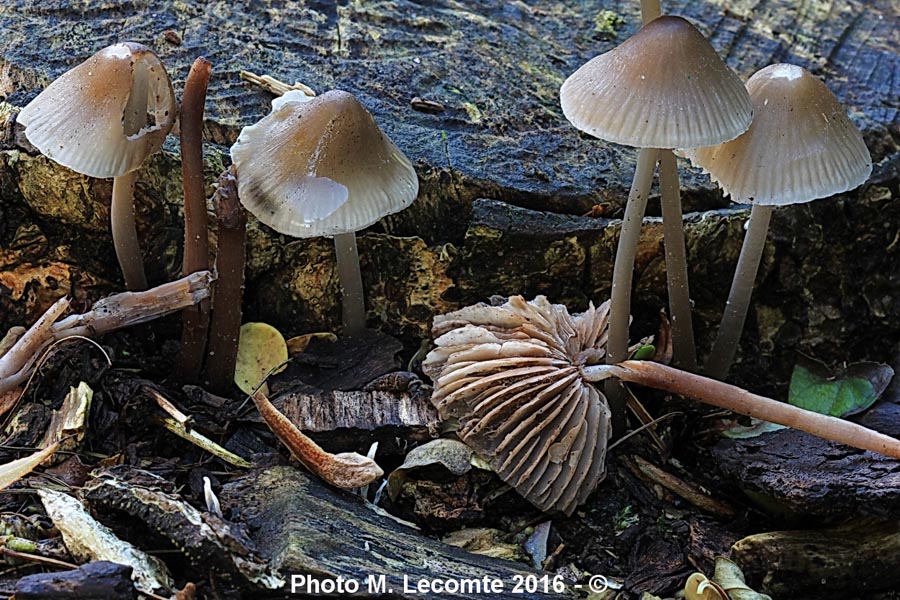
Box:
[239,70,315,97]
[628,456,735,518]
[14,561,137,600]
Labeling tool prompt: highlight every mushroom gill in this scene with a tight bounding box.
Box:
[423,296,612,515]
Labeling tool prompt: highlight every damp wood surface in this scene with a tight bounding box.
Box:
[0,0,898,392]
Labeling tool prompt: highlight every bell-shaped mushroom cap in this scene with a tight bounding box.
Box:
[423,296,612,515]
[560,16,752,149]
[230,89,419,238]
[17,43,176,179]
[683,63,872,206]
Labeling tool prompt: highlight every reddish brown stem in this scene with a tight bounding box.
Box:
[203,168,245,394]
[609,360,900,459]
[251,390,382,488]
[176,57,213,382]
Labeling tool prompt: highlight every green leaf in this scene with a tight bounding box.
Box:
[632,344,656,360]
[788,356,894,418]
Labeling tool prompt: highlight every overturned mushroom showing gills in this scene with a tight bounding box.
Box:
[17,43,177,291]
[423,296,613,515]
[231,89,419,335]
[560,16,752,401]
[684,64,872,380]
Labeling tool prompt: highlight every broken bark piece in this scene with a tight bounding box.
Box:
[711,402,900,518]
[731,519,900,598]
[272,374,438,455]
[220,465,581,599]
[14,560,137,600]
[37,488,173,595]
[81,467,283,590]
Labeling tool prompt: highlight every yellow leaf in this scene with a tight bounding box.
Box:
[234,323,288,396]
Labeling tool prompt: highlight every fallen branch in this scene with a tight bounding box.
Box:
[583,360,900,459]
[0,272,213,393]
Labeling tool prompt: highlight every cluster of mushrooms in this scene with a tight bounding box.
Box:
[14,0,885,517]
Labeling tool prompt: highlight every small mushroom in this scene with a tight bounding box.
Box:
[17,43,177,291]
[230,89,418,336]
[684,64,872,379]
[423,296,612,515]
[560,15,752,425]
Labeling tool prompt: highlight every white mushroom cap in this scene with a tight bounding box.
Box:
[560,16,752,149]
[230,89,419,238]
[424,296,612,515]
[683,63,872,205]
[17,42,177,178]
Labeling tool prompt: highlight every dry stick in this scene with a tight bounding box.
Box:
[204,169,245,394]
[176,57,213,382]
[658,151,697,370]
[705,205,774,380]
[606,147,659,436]
[584,360,900,459]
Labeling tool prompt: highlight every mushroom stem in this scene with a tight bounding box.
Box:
[333,232,366,336]
[204,169,246,394]
[176,57,213,382]
[110,171,147,291]
[585,360,900,460]
[111,66,151,292]
[705,204,774,380]
[606,146,658,433]
[641,0,662,23]
[658,150,697,370]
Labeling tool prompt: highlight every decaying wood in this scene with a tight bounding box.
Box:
[273,374,438,454]
[220,465,582,600]
[81,467,283,591]
[711,402,900,518]
[14,561,137,600]
[627,456,735,519]
[731,519,900,598]
[0,271,213,393]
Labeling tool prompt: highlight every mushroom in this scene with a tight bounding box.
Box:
[684,64,872,380]
[230,89,419,336]
[17,43,177,291]
[422,295,612,515]
[560,15,752,425]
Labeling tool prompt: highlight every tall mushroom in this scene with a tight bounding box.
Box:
[230,90,419,336]
[560,16,752,425]
[17,43,177,291]
[684,64,872,379]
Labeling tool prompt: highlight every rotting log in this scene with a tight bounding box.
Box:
[710,402,900,518]
[0,0,897,389]
[14,561,137,600]
[731,519,900,599]
[220,465,583,600]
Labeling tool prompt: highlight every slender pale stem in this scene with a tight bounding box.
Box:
[706,205,775,380]
[586,360,900,460]
[334,232,366,336]
[606,147,658,434]
[111,171,147,291]
[658,150,696,370]
[112,67,150,291]
[641,0,662,23]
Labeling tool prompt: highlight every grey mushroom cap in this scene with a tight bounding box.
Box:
[424,296,613,515]
[560,16,752,149]
[682,63,872,206]
[17,42,177,178]
[230,89,419,238]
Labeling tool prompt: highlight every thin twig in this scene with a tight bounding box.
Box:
[0,546,78,570]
